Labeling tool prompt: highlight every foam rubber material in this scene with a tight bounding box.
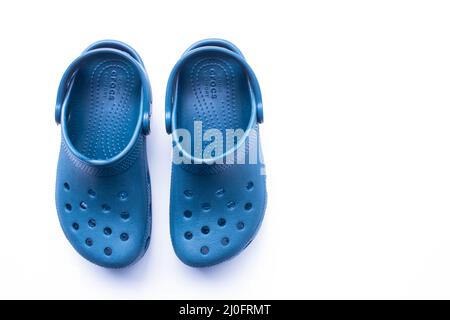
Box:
[55,40,152,268]
[166,39,267,267]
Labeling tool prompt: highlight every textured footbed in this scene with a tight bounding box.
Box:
[170,50,266,267]
[176,52,252,153]
[56,51,151,268]
[67,55,141,160]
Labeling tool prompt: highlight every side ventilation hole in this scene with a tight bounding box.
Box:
[88,189,96,197]
[201,226,210,234]
[200,246,209,255]
[201,203,211,211]
[102,204,111,213]
[184,210,192,218]
[88,219,96,228]
[221,237,230,246]
[184,190,193,198]
[226,201,236,209]
[120,212,130,221]
[118,191,128,201]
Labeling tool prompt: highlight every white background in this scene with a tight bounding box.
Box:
[0,0,449,299]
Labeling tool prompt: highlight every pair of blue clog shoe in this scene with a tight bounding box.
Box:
[55,39,267,268]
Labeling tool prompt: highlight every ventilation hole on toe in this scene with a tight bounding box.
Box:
[184,210,192,218]
[201,203,211,211]
[85,238,93,246]
[104,247,112,256]
[65,203,72,212]
[72,222,79,230]
[218,218,226,226]
[178,136,183,143]
[184,231,193,240]
[227,201,236,209]
[102,204,111,213]
[63,182,70,191]
[118,191,128,201]
[120,233,129,241]
[201,226,210,234]
[120,212,130,221]
[237,221,245,230]
[179,151,183,157]
[200,246,209,255]
[216,188,225,197]
[104,227,112,236]
[145,236,150,250]
[184,190,193,198]
[221,237,230,246]
[244,202,253,211]
[88,189,96,197]
[79,201,88,210]
[246,181,254,191]
[88,219,96,228]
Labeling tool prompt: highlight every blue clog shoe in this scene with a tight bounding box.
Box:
[166,39,267,267]
[55,40,152,268]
